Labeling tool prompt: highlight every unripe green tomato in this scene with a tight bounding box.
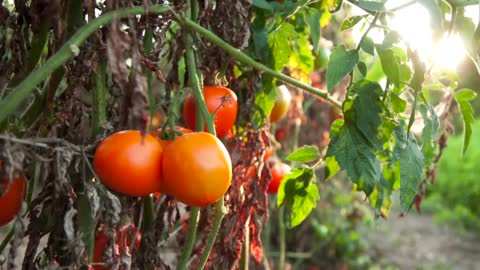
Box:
[270,85,292,124]
[314,47,331,71]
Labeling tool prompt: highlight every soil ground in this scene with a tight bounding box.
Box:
[362,213,480,270]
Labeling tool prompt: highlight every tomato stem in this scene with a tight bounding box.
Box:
[177,207,200,269]
[175,16,342,108]
[177,2,207,269]
[142,196,155,230]
[195,197,227,270]
[0,225,14,255]
[277,205,286,270]
[239,215,250,270]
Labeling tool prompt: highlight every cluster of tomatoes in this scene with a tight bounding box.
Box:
[93,86,238,207]
[93,84,294,204]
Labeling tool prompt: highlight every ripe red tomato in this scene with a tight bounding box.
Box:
[270,85,292,124]
[94,130,163,196]
[274,127,288,142]
[267,162,291,194]
[162,132,232,207]
[0,161,26,227]
[182,86,238,138]
[92,224,141,270]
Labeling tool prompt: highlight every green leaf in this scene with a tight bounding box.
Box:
[341,15,365,31]
[286,145,320,163]
[393,126,424,213]
[390,92,407,113]
[305,7,322,55]
[357,1,386,11]
[267,22,298,71]
[352,80,383,148]
[324,156,340,180]
[454,88,477,156]
[382,31,401,49]
[325,0,344,12]
[288,34,314,82]
[290,182,318,227]
[447,0,480,6]
[376,47,400,87]
[398,63,412,86]
[253,0,274,10]
[252,80,276,129]
[357,61,367,77]
[278,168,319,228]
[326,45,359,91]
[419,103,439,165]
[360,36,375,56]
[326,122,381,195]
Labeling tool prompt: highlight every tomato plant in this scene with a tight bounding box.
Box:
[1,0,479,269]
[270,85,292,124]
[92,224,142,270]
[183,86,238,138]
[162,132,232,207]
[0,161,26,227]
[267,161,291,194]
[93,130,163,196]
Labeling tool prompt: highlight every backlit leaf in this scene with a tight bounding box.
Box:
[326,45,359,91]
[341,15,365,31]
[393,126,424,213]
[286,145,320,163]
[326,121,381,195]
[454,88,477,156]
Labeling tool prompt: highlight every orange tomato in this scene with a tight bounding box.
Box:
[263,148,274,163]
[329,105,344,125]
[183,86,238,138]
[267,162,291,194]
[0,161,26,227]
[162,132,232,207]
[93,224,141,270]
[270,85,292,124]
[94,130,163,196]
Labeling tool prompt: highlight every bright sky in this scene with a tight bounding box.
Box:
[352,1,479,71]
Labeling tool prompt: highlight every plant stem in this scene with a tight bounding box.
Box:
[177,2,208,269]
[239,216,250,270]
[92,59,107,138]
[196,198,227,270]
[277,206,286,270]
[177,207,200,269]
[142,196,155,230]
[174,17,342,108]
[0,5,172,124]
[0,226,14,255]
